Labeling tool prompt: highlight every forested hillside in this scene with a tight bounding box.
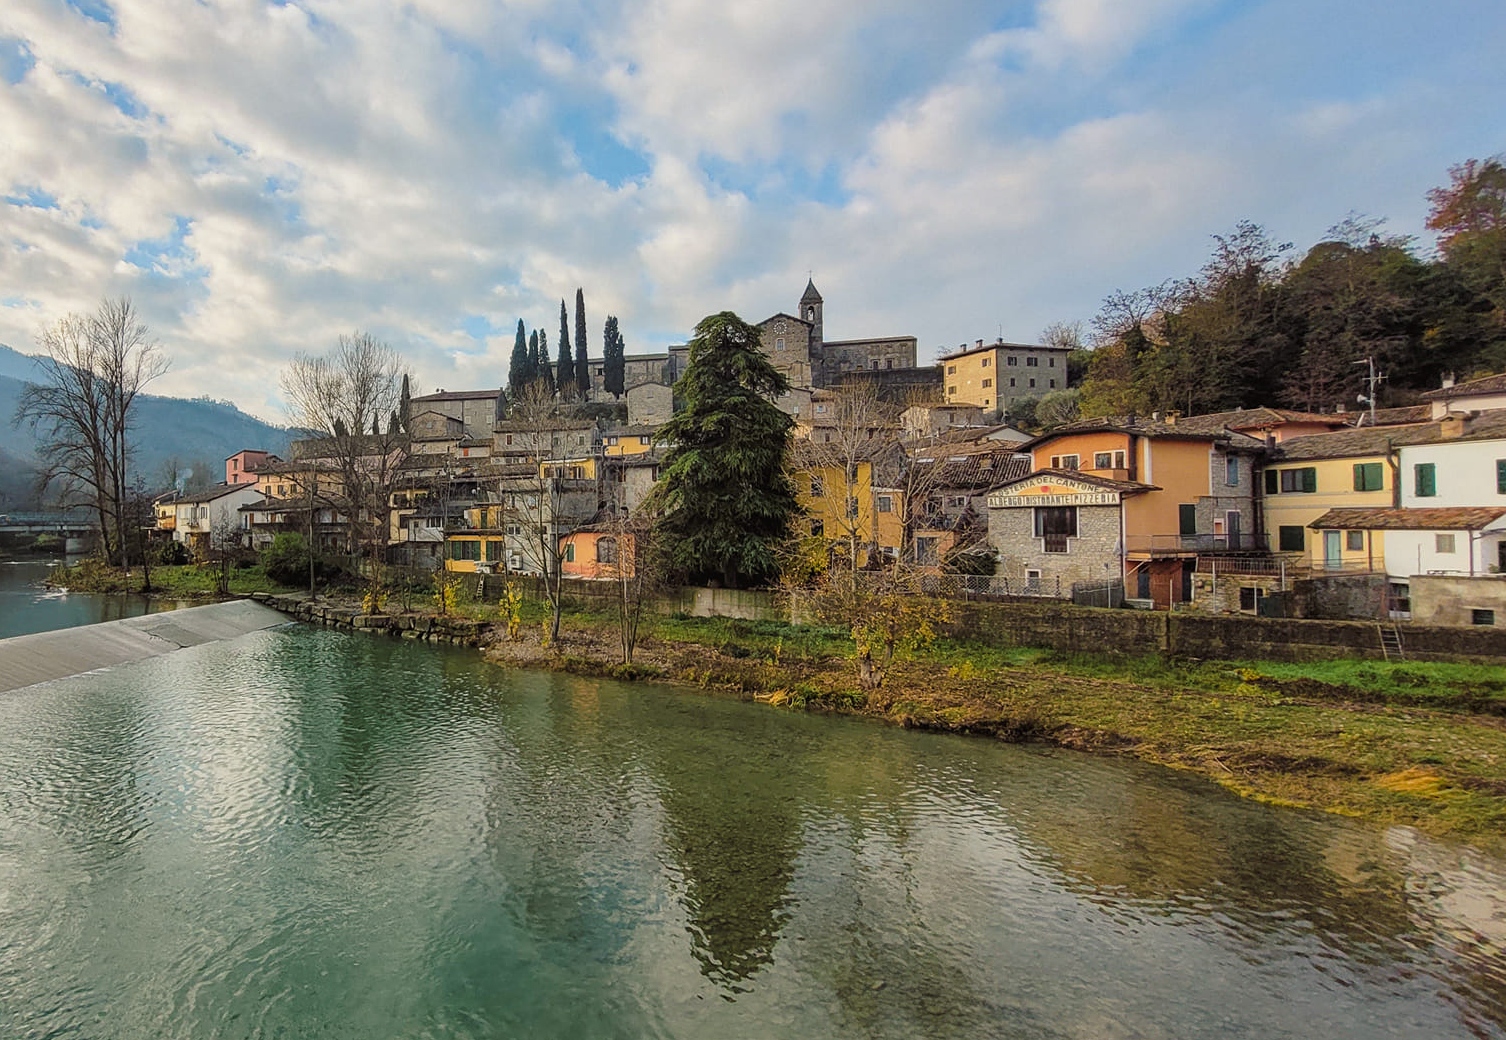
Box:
[1076,156,1506,418]
[0,344,292,509]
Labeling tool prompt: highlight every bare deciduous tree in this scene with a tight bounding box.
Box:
[280,331,410,600]
[13,298,166,572]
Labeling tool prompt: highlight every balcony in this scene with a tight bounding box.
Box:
[1125,533,1267,556]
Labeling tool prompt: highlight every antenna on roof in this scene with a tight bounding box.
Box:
[1353,357,1383,427]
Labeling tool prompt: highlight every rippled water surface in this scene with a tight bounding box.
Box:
[0,559,170,638]
[2,624,1504,1039]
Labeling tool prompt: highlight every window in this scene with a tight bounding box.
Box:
[1028,378,1036,389]
[1034,505,1077,552]
[877,495,894,513]
[846,497,859,518]
[1498,459,1506,494]
[563,542,575,563]
[1415,462,1437,498]
[1049,379,1056,389]
[811,519,824,537]
[607,436,618,445]
[1353,462,1384,492]
[1007,356,1018,366]
[640,436,651,445]
[1009,378,1016,387]
[596,537,617,565]
[1472,609,1496,626]
[1239,586,1264,612]
[1179,504,1197,536]
[981,357,991,368]
[948,386,956,395]
[947,365,956,375]
[1280,468,1317,493]
[1346,530,1364,551]
[1094,452,1113,469]
[1225,456,1239,486]
[775,337,785,351]
[1278,525,1305,552]
[916,536,939,565]
[1026,357,1038,367]
[1114,451,1126,469]
[1264,470,1278,495]
[810,475,824,496]
[1436,533,1456,553]
[1050,454,1079,470]
[982,378,993,388]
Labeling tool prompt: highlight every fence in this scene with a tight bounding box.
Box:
[1071,579,1125,608]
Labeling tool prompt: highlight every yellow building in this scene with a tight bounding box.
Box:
[539,456,599,480]
[1259,427,1403,567]
[443,505,506,572]
[940,339,1070,416]
[602,428,657,456]
[789,448,904,564]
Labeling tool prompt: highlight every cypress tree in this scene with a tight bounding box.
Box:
[574,288,589,398]
[527,329,540,386]
[654,312,796,588]
[398,373,411,431]
[557,299,574,396]
[603,315,626,398]
[539,329,555,395]
[509,319,528,395]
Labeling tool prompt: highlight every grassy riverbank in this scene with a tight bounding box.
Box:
[477,604,1506,851]
[48,560,293,598]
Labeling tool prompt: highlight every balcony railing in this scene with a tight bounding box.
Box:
[1125,533,1268,555]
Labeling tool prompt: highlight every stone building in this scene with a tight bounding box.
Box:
[408,389,500,440]
[626,381,674,426]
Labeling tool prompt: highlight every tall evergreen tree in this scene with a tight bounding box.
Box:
[557,299,575,395]
[527,329,540,387]
[574,288,589,398]
[398,373,411,431]
[539,329,555,395]
[603,315,626,398]
[509,319,528,395]
[654,312,796,588]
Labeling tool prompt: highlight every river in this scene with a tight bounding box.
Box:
[0,607,1503,1037]
[0,558,174,638]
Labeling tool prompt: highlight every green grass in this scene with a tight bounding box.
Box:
[55,562,295,598]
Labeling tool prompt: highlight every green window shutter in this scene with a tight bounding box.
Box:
[1179,503,1197,535]
[1264,470,1278,495]
[1352,463,1363,492]
[1497,459,1506,494]
[1353,462,1382,492]
[1415,463,1436,498]
[1278,526,1305,552]
[1301,468,1317,493]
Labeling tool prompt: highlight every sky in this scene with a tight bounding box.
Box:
[0,0,1503,422]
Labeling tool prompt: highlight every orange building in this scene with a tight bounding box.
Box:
[986,416,1265,607]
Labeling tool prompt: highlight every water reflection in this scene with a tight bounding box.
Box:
[0,626,1502,1039]
[0,558,179,638]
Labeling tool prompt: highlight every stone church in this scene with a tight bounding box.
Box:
[756,280,919,390]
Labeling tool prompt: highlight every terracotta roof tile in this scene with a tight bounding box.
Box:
[1309,507,1506,530]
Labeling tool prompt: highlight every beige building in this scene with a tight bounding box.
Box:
[408,389,500,439]
[941,340,1071,417]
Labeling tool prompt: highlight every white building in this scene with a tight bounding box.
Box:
[171,482,262,556]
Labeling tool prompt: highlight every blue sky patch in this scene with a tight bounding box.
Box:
[65,0,116,30]
[0,37,35,84]
[123,216,206,281]
[5,187,58,210]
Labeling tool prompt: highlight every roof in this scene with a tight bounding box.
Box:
[1365,404,1431,426]
[822,335,917,347]
[411,389,501,402]
[1025,415,1266,451]
[1169,407,1350,436]
[1272,410,1506,461]
[938,340,1070,362]
[800,278,823,304]
[175,482,257,505]
[988,468,1159,496]
[1309,507,1506,531]
[603,425,661,437]
[910,449,1031,491]
[1421,373,1506,400]
[758,312,812,329]
[224,448,273,461]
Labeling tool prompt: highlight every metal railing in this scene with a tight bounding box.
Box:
[1125,533,1268,554]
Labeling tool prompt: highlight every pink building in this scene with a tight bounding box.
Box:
[225,449,276,486]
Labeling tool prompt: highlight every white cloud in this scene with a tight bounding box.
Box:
[0,0,1498,422]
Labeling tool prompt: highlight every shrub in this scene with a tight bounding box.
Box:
[262,532,310,586]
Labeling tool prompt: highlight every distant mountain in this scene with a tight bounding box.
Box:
[0,343,293,502]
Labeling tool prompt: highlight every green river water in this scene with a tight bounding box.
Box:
[0,569,1504,1038]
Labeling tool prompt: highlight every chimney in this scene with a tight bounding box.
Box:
[1151,410,1161,421]
[1336,403,1345,413]
[1441,372,1456,390]
[1165,412,1177,425]
[976,339,984,349]
[1441,414,1466,439]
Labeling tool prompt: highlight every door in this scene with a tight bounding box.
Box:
[1324,530,1342,570]
[1226,511,1241,550]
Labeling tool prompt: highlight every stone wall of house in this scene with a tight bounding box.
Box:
[1188,571,1285,614]
[1409,575,1506,627]
[626,382,673,426]
[758,315,815,387]
[1286,573,1389,619]
[988,503,1122,594]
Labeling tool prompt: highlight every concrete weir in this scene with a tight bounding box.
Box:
[0,599,288,694]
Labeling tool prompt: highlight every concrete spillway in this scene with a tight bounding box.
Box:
[0,599,288,694]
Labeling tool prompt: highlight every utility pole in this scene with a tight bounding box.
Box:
[1354,357,1382,427]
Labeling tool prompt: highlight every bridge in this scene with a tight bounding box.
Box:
[0,512,98,542]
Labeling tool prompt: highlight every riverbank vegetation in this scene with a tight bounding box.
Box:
[48,559,291,598]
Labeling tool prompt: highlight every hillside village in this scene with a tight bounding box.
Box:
[146,280,1506,633]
